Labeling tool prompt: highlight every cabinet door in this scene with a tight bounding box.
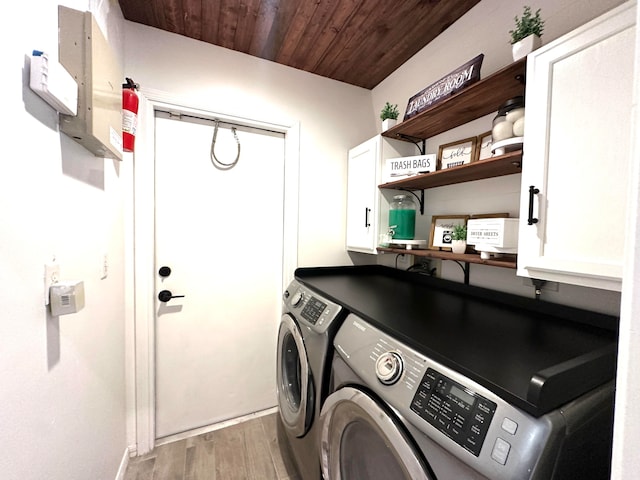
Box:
[346,137,379,253]
[518,2,636,291]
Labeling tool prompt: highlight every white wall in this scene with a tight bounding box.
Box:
[372,0,626,316]
[0,1,128,479]
[123,22,375,268]
[612,4,640,477]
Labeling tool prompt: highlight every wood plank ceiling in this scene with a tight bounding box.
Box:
[117,0,481,89]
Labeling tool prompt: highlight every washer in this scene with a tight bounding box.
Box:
[276,279,347,480]
[320,314,615,480]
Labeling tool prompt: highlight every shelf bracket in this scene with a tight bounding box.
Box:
[397,135,426,156]
[453,260,471,285]
[400,189,425,215]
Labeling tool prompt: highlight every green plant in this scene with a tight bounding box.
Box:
[451,224,467,241]
[509,6,544,44]
[380,102,399,121]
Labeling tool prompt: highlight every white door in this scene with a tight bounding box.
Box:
[154,112,285,439]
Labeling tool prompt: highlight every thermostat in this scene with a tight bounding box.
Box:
[49,280,85,316]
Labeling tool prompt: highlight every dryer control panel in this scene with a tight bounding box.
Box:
[283,280,343,334]
[411,369,496,456]
[301,296,328,324]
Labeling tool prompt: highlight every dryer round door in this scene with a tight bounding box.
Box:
[277,313,314,437]
[320,386,434,480]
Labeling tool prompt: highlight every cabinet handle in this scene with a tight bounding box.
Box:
[528,186,540,225]
[365,207,371,228]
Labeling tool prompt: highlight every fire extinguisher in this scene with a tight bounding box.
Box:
[122,78,139,152]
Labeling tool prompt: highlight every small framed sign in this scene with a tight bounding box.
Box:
[429,215,469,250]
[475,131,493,162]
[438,137,477,169]
[383,154,437,183]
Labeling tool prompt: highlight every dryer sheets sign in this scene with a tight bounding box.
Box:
[383,154,436,183]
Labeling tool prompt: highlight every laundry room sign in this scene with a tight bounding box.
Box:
[383,154,436,183]
[403,54,484,121]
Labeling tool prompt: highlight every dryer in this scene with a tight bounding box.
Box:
[276,279,347,480]
[320,314,615,480]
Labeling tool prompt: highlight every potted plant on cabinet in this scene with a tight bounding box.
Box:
[451,224,467,254]
[509,6,545,61]
[380,102,399,131]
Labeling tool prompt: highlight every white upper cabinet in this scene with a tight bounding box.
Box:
[518,1,636,291]
[346,136,415,254]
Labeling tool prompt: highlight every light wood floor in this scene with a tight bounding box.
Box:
[124,412,300,480]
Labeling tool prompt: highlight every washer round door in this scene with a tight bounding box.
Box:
[277,313,314,437]
[320,386,434,480]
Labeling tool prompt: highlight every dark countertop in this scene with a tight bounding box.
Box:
[295,265,618,416]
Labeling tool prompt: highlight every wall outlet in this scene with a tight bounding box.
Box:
[411,257,440,277]
[44,261,61,305]
[428,258,442,277]
[396,253,413,269]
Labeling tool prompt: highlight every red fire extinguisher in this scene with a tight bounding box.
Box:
[122,78,139,152]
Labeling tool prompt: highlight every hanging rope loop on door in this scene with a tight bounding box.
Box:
[210,119,241,169]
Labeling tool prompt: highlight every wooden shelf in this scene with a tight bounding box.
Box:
[379,150,522,190]
[377,247,517,269]
[373,60,526,275]
[382,59,526,142]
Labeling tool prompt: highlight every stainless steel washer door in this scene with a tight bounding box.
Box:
[320,387,433,480]
[277,313,313,437]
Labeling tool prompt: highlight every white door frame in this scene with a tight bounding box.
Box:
[130,90,300,455]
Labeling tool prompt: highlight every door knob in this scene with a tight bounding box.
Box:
[158,290,185,302]
[158,266,172,277]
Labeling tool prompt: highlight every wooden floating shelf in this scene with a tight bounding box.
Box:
[382,59,526,141]
[377,247,518,269]
[379,151,522,190]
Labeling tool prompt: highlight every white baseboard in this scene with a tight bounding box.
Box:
[155,406,278,447]
[115,446,135,480]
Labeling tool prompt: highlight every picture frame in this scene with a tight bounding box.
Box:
[475,131,493,162]
[429,215,469,250]
[438,137,477,170]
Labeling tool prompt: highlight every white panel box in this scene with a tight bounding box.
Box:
[58,6,123,160]
[29,51,78,115]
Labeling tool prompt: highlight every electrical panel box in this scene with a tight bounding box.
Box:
[58,6,123,160]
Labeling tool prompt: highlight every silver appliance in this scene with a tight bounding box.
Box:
[320,313,615,480]
[277,279,347,480]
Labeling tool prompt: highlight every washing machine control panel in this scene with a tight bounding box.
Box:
[375,351,404,385]
[411,368,496,457]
